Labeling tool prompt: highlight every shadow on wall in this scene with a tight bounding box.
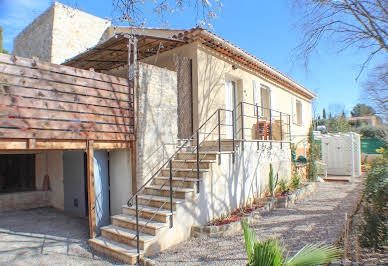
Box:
[192,142,292,225]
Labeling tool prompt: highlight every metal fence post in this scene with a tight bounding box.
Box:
[241,103,244,151]
[218,109,221,165]
[169,160,173,228]
[280,112,283,149]
[269,108,272,149]
[196,131,200,193]
[135,195,140,259]
[232,109,235,163]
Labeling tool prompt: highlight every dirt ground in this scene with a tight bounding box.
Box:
[340,201,388,264]
[0,208,117,265]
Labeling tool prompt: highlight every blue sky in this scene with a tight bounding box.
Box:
[0,0,379,117]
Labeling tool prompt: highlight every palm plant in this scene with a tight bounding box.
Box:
[243,220,341,265]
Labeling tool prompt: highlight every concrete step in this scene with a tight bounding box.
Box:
[138,194,184,211]
[111,214,168,236]
[89,236,140,265]
[160,168,209,178]
[171,159,213,169]
[101,225,155,250]
[144,185,194,199]
[153,176,198,188]
[176,152,217,161]
[200,140,240,152]
[122,204,174,223]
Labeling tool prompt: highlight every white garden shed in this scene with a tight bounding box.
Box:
[317,132,362,178]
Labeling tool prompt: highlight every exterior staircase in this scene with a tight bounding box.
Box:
[88,141,232,264]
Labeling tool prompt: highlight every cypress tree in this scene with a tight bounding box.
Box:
[0,26,3,53]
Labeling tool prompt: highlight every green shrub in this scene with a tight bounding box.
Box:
[307,125,321,181]
[290,173,300,190]
[359,158,388,250]
[268,163,278,196]
[276,179,287,193]
[358,126,387,139]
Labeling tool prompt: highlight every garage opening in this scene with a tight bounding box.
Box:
[0,154,35,193]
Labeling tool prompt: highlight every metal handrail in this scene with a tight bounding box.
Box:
[128,101,291,257]
[127,108,221,206]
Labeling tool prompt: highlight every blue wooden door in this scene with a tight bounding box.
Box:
[94,150,110,233]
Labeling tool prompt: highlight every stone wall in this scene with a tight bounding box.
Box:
[13,5,54,62]
[103,62,178,190]
[137,63,178,188]
[0,191,49,212]
[35,151,64,210]
[13,2,111,64]
[50,2,111,64]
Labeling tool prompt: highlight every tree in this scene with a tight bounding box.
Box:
[322,108,327,119]
[351,103,376,117]
[0,26,9,54]
[362,63,388,120]
[294,0,388,75]
[112,0,223,27]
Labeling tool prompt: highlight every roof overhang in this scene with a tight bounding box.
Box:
[63,33,185,71]
[174,28,317,100]
[64,28,316,100]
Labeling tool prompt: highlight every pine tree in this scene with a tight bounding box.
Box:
[322,108,326,120]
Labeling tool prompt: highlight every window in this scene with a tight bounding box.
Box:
[0,154,35,193]
[261,86,271,119]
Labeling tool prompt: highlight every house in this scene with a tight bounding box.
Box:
[1,2,316,264]
[347,115,382,127]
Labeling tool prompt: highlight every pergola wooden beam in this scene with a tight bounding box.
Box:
[0,139,133,151]
[86,140,96,238]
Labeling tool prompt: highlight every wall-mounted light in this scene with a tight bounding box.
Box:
[232,64,238,70]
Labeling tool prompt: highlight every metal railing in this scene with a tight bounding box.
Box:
[127,102,291,260]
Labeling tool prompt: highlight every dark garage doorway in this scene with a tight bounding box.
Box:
[0,154,35,193]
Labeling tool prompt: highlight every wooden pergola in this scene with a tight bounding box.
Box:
[0,34,185,238]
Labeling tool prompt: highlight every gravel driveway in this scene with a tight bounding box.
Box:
[0,208,117,265]
[0,179,362,265]
[151,178,363,265]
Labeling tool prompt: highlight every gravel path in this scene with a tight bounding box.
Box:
[151,178,363,265]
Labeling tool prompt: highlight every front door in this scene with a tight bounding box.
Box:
[225,79,238,139]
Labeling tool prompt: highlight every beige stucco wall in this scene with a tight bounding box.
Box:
[195,44,312,143]
[109,150,132,216]
[13,2,111,64]
[142,41,312,145]
[35,151,64,210]
[195,142,291,223]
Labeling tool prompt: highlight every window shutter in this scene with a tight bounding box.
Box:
[270,88,275,113]
[300,101,304,126]
[292,97,297,124]
[253,80,260,115]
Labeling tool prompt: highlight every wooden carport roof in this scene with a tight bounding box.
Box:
[63,34,185,71]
